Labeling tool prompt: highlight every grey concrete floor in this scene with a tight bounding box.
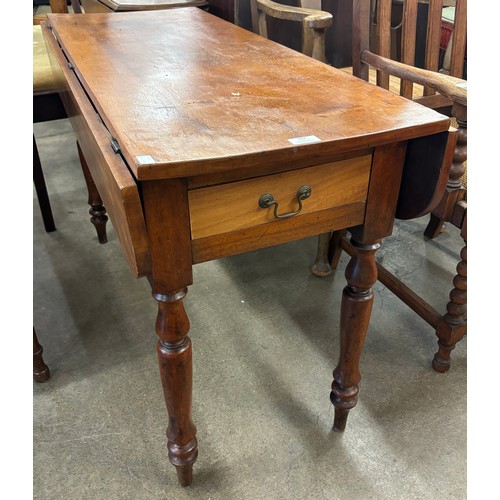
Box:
[33,119,466,499]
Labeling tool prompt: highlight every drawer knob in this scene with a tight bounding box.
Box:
[258,185,312,220]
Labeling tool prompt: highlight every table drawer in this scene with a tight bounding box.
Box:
[188,155,372,240]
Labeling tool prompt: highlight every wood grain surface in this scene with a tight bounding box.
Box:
[47,8,449,181]
[189,155,371,239]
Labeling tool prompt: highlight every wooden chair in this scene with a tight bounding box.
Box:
[34,0,109,242]
[312,0,467,372]
[249,0,333,63]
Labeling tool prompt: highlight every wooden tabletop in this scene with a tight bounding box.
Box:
[47,8,449,181]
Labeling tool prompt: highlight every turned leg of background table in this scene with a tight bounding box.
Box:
[330,238,379,431]
[77,141,108,244]
[154,288,198,486]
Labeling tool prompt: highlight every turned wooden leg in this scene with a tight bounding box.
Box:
[330,237,379,431]
[311,232,333,276]
[33,328,50,383]
[33,135,56,233]
[154,288,197,486]
[432,220,467,372]
[142,178,197,485]
[77,142,108,244]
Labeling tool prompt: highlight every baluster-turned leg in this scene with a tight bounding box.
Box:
[142,178,197,486]
[432,214,467,372]
[33,328,50,383]
[76,141,108,244]
[154,288,198,486]
[425,108,467,238]
[331,237,379,431]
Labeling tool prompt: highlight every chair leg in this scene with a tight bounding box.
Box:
[432,215,467,372]
[33,328,50,383]
[333,226,467,372]
[311,232,333,276]
[424,213,446,239]
[76,141,108,244]
[33,135,56,233]
[312,229,349,276]
[329,229,348,270]
[426,108,468,371]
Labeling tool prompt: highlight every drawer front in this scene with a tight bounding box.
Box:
[188,155,372,240]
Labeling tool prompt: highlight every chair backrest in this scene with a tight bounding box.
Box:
[354,0,466,107]
[351,0,466,229]
[249,0,333,62]
[33,1,82,96]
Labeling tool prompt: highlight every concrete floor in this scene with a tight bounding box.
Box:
[33,119,466,499]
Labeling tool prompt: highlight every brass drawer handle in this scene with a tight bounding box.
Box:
[258,185,312,220]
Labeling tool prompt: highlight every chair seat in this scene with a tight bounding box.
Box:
[33,25,58,95]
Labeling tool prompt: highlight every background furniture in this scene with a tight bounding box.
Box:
[34,0,110,377]
[313,0,467,372]
[34,0,109,242]
[241,0,334,60]
[239,0,463,70]
[80,0,208,12]
[33,1,70,232]
[440,5,466,77]
[33,0,81,22]
[33,329,50,383]
[389,1,465,77]
[249,0,333,62]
